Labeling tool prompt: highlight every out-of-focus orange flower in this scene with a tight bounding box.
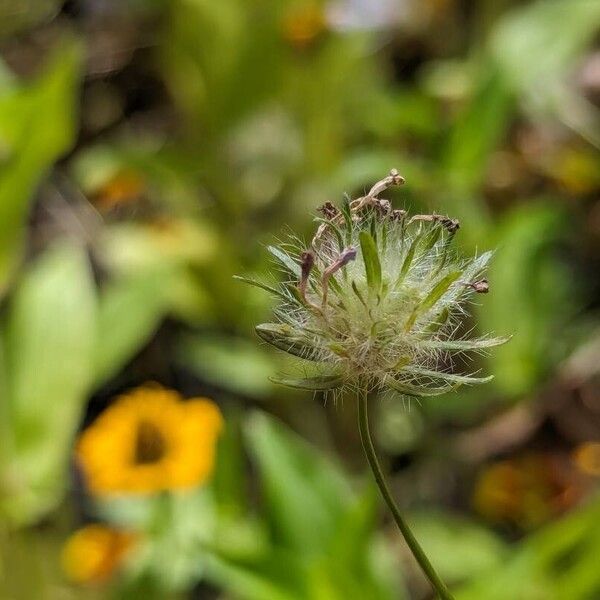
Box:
[281,4,326,49]
[573,442,600,476]
[94,169,145,210]
[76,384,223,495]
[61,524,137,585]
[473,453,585,529]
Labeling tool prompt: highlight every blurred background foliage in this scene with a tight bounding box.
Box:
[0,0,599,598]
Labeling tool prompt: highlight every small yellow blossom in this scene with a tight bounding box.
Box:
[61,524,137,584]
[76,385,223,495]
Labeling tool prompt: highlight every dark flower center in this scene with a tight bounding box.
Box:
[134,420,166,465]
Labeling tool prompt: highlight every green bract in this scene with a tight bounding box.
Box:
[239,170,508,397]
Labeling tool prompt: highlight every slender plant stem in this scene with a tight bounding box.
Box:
[357,391,455,600]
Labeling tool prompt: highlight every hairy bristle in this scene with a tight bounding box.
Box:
[243,170,508,398]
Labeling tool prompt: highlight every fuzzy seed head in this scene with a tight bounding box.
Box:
[242,170,508,398]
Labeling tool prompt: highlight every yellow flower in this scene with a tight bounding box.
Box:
[76,385,223,495]
[61,524,137,585]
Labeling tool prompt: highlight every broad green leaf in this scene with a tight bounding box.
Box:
[457,501,600,600]
[327,488,405,600]
[444,67,513,198]
[0,41,82,295]
[491,0,600,144]
[410,511,508,585]
[1,243,95,525]
[178,334,276,398]
[93,270,170,386]
[244,411,352,554]
[206,554,303,600]
[97,221,216,274]
[359,231,382,293]
[213,410,247,516]
[481,203,568,395]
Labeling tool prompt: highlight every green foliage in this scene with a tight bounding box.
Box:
[177,334,277,398]
[206,412,404,600]
[0,243,95,525]
[482,203,573,395]
[0,0,598,597]
[409,511,509,585]
[86,412,402,599]
[457,500,600,600]
[93,271,171,386]
[491,0,600,144]
[0,42,82,295]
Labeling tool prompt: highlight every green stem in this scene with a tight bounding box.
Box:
[357,391,454,600]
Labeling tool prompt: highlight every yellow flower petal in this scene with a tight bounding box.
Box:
[61,524,137,584]
[76,384,223,495]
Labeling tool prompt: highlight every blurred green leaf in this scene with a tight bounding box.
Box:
[93,271,171,386]
[1,243,95,525]
[457,500,600,600]
[444,67,513,195]
[491,0,600,144]
[0,332,11,468]
[215,412,403,600]
[442,67,510,245]
[101,490,218,594]
[328,488,406,600]
[213,410,247,517]
[206,553,303,600]
[244,411,352,555]
[482,201,572,395]
[410,511,508,585]
[177,334,276,398]
[0,41,82,295]
[97,221,217,275]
